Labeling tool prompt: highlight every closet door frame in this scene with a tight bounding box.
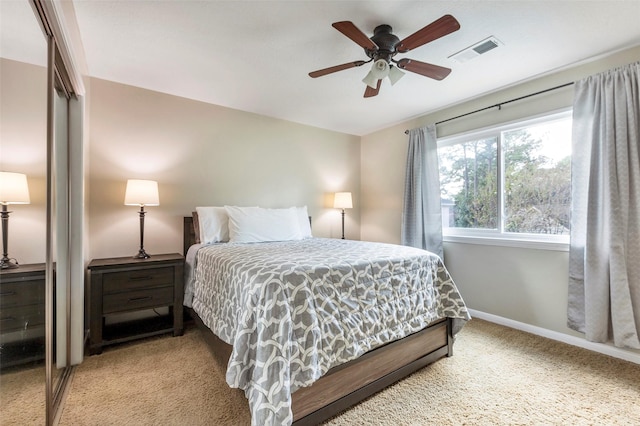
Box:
[30,1,85,424]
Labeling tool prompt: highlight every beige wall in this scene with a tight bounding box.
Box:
[360,45,640,357]
[87,78,361,260]
[0,58,48,265]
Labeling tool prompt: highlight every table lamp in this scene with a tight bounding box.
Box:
[124,179,159,259]
[334,192,352,240]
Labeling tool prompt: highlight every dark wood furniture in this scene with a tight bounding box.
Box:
[0,263,46,368]
[183,217,454,425]
[88,253,184,355]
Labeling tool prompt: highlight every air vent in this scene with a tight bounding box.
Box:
[449,36,503,63]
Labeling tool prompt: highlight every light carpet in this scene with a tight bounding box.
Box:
[0,363,46,425]
[11,319,640,425]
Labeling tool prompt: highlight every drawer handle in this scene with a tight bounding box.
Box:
[128,296,153,303]
[0,291,17,297]
[129,275,153,281]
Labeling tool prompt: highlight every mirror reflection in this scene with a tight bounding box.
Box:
[0,0,48,423]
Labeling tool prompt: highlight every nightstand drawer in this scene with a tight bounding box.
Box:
[103,267,174,293]
[103,286,174,314]
[0,280,45,308]
[0,305,45,333]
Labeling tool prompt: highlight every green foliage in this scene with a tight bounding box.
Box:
[440,138,498,229]
[439,128,571,235]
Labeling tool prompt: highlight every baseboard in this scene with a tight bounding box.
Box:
[468,309,640,365]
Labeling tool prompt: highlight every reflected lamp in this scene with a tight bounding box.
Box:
[0,172,31,269]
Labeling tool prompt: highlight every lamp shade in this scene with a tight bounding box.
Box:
[388,65,405,86]
[124,179,159,206]
[362,59,390,89]
[334,192,353,209]
[362,70,379,89]
[0,172,30,205]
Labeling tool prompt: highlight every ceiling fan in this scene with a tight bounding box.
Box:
[309,15,460,98]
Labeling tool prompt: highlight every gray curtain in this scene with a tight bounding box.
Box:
[401,124,444,259]
[568,61,640,349]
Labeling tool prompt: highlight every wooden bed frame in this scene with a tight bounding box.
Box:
[183,217,454,425]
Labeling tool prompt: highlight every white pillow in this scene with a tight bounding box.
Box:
[296,206,313,238]
[195,206,229,244]
[225,206,302,243]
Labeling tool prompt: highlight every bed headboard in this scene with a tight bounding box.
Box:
[183,216,196,256]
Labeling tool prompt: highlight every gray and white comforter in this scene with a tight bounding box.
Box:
[188,238,470,425]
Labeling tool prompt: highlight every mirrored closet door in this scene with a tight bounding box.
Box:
[0,1,48,424]
[1,1,85,425]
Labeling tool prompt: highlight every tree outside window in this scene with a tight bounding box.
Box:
[438,112,571,239]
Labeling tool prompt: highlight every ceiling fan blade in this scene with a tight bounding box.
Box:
[364,79,381,98]
[397,15,460,53]
[396,58,451,80]
[309,60,367,78]
[332,21,378,50]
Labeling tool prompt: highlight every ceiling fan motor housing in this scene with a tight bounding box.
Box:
[366,24,400,63]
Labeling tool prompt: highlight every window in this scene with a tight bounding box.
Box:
[438,110,572,247]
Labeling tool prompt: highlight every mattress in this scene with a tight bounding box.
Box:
[186,237,470,425]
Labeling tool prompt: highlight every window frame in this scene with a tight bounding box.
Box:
[437,108,572,251]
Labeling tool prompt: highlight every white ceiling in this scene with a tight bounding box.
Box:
[3,1,640,136]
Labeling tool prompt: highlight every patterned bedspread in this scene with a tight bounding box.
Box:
[189,238,470,425]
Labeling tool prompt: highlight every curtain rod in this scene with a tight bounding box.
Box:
[404,81,574,134]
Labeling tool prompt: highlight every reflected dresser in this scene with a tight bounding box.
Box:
[0,263,46,368]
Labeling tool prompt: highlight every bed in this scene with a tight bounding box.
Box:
[183,208,470,425]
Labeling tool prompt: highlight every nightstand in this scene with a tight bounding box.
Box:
[88,253,184,355]
[0,263,46,368]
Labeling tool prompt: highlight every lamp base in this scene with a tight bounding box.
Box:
[133,249,150,259]
[133,206,150,259]
[2,205,19,269]
[0,257,19,269]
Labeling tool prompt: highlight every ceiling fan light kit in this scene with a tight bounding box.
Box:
[309,15,461,98]
[362,60,405,88]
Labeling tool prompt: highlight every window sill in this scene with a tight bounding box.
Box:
[443,234,569,252]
